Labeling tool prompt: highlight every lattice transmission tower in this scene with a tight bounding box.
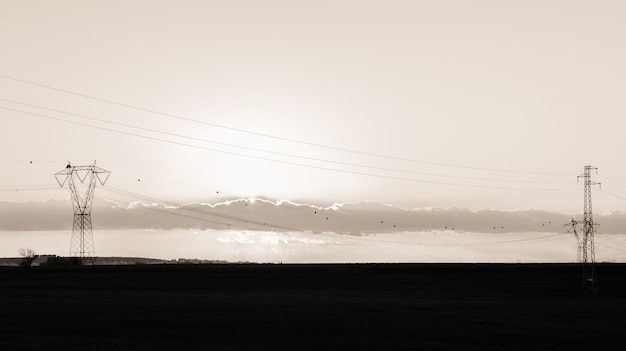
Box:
[577,165,600,296]
[564,218,583,262]
[55,161,110,262]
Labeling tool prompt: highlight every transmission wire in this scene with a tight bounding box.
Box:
[0,97,571,185]
[0,105,580,192]
[0,73,574,176]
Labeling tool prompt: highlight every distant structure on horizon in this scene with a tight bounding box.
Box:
[55,161,110,262]
[578,165,600,296]
[563,165,601,296]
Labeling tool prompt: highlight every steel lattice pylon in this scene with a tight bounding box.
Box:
[577,165,600,296]
[55,161,110,262]
[564,218,584,263]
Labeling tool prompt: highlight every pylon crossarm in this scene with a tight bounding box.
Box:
[54,169,71,187]
[95,170,111,185]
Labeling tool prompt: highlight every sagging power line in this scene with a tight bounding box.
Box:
[0,98,571,185]
[0,73,574,176]
[0,106,579,192]
[101,186,300,232]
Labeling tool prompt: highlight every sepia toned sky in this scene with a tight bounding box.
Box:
[1,1,626,212]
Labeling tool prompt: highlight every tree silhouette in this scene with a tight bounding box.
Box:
[18,248,37,267]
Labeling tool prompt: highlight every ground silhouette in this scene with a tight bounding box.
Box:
[0,263,624,350]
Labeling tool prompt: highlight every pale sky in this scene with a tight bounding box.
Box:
[2,1,626,212]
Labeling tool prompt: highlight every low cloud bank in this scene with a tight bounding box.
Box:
[2,198,625,234]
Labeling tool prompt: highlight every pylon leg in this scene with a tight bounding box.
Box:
[70,213,95,261]
[582,264,596,296]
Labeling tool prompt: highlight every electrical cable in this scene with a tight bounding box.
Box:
[0,105,580,192]
[328,231,565,247]
[600,189,626,202]
[0,73,575,176]
[0,186,58,192]
[0,183,57,188]
[98,160,203,192]
[598,175,626,189]
[97,195,236,228]
[0,98,571,185]
[101,186,301,231]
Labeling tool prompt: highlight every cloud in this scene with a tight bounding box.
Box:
[1,197,624,234]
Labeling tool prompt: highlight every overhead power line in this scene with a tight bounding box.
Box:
[0,186,58,192]
[0,97,570,185]
[598,175,626,189]
[99,194,236,229]
[600,189,626,202]
[101,186,300,231]
[0,73,574,176]
[358,232,564,247]
[0,105,579,192]
[0,183,57,188]
[98,160,202,193]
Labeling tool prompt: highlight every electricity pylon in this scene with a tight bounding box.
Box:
[563,218,583,262]
[55,161,110,262]
[577,165,600,296]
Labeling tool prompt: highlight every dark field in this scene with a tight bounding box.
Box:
[1,263,625,350]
